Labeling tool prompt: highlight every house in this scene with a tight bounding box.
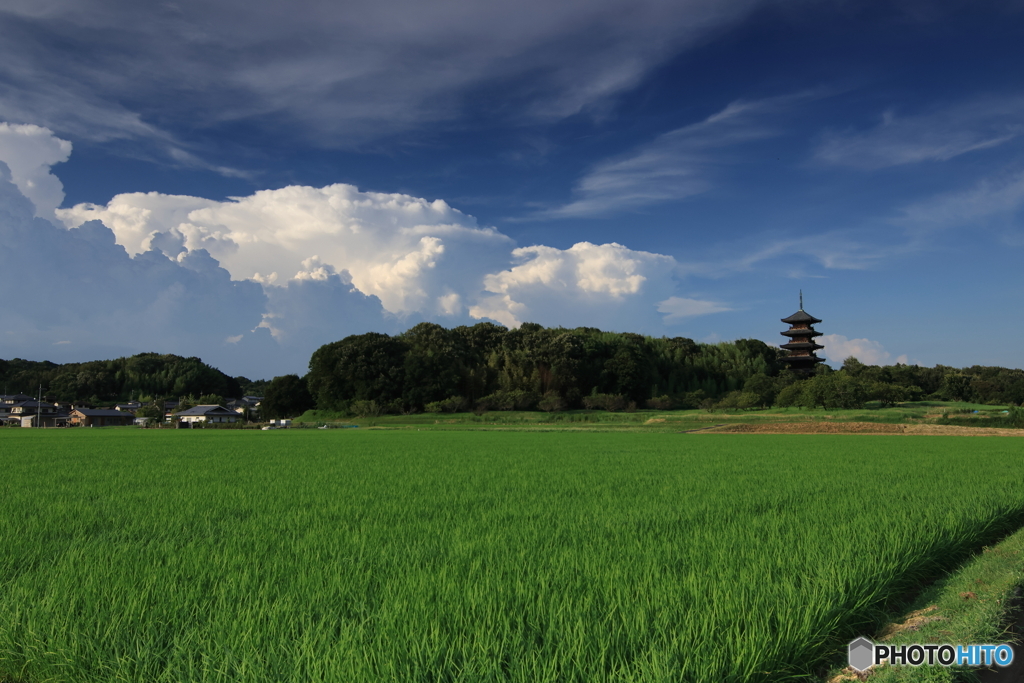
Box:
[115,402,141,413]
[0,394,33,424]
[13,401,70,427]
[174,405,240,425]
[228,396,262,419]
[70,409,136,427]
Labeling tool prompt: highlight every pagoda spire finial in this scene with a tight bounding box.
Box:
[799,290,803,311]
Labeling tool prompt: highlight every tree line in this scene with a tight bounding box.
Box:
[274,322,1023,415]
[293,322,782,416]
[6,323,1022,419]
[0,353,245,405]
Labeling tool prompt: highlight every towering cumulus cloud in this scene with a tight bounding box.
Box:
[57,184,715,338]
[0,123,72,221]
[2,123,728,377]
[0,134,270,374]
[59,185,515,319]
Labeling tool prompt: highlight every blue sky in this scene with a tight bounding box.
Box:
[1,0,1022,379]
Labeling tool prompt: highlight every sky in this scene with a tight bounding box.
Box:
[1,0,1022,380]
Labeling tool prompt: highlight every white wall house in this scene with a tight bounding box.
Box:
[173,405,240,424]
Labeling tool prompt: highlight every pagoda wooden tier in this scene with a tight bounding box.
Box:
[780,297,824,375]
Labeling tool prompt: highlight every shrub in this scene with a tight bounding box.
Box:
[582,393,628,412]
[425,396,469,413]
[1008,407,1024,428]
[676,390,707,410]
[476,390,539,412]
[538,391,566,412]
[349,400,383,418]
[645,395,674,410]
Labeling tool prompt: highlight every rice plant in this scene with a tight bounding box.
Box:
[2,430,1023,682]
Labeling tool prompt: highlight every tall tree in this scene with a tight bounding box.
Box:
[261,375,315,419]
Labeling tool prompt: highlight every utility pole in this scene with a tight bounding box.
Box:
[37,383,42,428]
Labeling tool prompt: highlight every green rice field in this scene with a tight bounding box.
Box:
[2,429,1024,682]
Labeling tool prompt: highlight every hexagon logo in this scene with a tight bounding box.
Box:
[848,637,875,672]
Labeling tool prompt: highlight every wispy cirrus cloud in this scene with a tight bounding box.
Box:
[0,0,764,154]
[675,228,901,280]
[656,296,731,322]
[815,96,1024,169]
[895,168,1024,231]
[540,92,816,218]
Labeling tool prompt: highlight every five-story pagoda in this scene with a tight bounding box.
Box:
[780,292,824,376]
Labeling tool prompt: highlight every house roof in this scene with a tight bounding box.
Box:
[73,409,134,417]
[781,309,822,324]
[174,404,236,416]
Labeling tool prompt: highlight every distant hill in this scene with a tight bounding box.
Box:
[0,353,243,404]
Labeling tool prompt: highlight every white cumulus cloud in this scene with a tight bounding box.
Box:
[471,242,678,329]
[58,184,515,319]
[820,334,908,367]
[0,123,72,220]
[6,120,716,376]
[59,186,695,334]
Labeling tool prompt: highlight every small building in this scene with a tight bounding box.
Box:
[0,395,31,423]
[174,405,240,425]
[70,409,137,427]
[228,396,262,419]
[13,401,70,427]
[115,402,141,413]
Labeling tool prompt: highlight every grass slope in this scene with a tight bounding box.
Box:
[3,430,1024,682]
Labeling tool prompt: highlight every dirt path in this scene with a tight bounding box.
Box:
[697,422,1024,436]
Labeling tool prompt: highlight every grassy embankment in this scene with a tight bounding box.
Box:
[824,524,1024,683]
[291,401,1018,432]
[4,430,1024,682]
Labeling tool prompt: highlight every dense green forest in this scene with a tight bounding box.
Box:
[0,353,244,404]
[305,322,782,414]
[299,322,1024,414]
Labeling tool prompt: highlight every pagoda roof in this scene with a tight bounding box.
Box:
[780,329,823,338]
[780,341,824,351]
[782,355,823,365]
[781,309,822,324]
